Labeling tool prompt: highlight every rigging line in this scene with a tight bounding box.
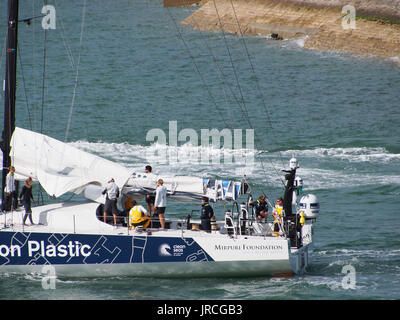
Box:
[188,13,243,131]
[211,0,251,126]
[64,0,87,142]
[30,0,38,132]
[17,43,33,131]
[211,0,285,188]
[187,15,237,129]
[228,0,285,169]
[165,7,229,129]
[40,0,50,134]
[54,0,75,71]
[40,28,47,134]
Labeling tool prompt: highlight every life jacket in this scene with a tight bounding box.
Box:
[130,205,150,229]
[299,211,305,226]
[273,205,283,223]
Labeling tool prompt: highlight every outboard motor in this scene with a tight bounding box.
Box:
[298,194,320,220]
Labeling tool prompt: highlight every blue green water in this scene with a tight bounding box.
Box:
[1,0,400,300]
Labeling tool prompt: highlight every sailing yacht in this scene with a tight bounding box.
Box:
[0,0,320,277]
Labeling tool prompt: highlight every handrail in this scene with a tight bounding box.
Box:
[224,214,236,237]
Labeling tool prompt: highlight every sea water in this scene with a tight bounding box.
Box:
[0,0,399,300]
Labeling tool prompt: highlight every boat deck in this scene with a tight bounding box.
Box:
[0,205,284,240]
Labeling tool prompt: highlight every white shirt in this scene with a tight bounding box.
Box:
[5,172,15,193]
[155,185,167,207]
[103,181,119,200]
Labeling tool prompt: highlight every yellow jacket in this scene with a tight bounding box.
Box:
[129,205,150,229]
[273,205,283,223]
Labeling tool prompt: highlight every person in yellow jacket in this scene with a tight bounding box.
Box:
[129,200,150,229]
[272,197,284,236]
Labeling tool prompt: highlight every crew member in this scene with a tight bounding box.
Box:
[155,179,167,229]
[144,165,155,215]
[272,197,284,236]
[255,195,268,223]
[4,166,17,211]
[200,197,214,233]
[19,177,36,225]
[129,200,150,229]
[102,178,120,228]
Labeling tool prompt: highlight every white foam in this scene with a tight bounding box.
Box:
[281,147,400,164]
[293,35,309,48]
[66,141,400,189]
[69,140,261,178]
[387,56,399,64]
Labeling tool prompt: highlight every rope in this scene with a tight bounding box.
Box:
[228,0,285,169]
[211,0,285,189]
[40,27,47,134]
[64,0,87,142]
[17,43,33,131]
[54,0,75,71]
[188,13,242,131]
[166,7,231,129]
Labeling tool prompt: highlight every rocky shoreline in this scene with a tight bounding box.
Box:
[182,0,400,63]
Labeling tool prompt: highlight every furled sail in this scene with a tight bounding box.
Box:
[10,127,131,199]
[10,127,248,203]
[123,172,246,202]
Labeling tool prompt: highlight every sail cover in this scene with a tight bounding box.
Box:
[123,173,244,202]
[10,127,247,203]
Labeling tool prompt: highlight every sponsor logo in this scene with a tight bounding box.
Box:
[159,244,172,256]
[0,240,91,258]
[158,244,187,257]
[214,244,284,251]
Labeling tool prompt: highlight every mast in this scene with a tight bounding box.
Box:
[1,0,19,209]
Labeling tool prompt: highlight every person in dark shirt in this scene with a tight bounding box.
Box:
[144,165,155,215]
[18,177,36,225]
[200,197,214,233]
[255,195,268,223]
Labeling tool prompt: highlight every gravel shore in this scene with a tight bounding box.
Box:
[182,0,400,63]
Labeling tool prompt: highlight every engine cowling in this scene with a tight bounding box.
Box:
[298,194,320,219]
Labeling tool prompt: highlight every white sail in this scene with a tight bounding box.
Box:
[10,127,247,203]
[10,127,131,199]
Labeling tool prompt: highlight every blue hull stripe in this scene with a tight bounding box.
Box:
[0,231,214,266]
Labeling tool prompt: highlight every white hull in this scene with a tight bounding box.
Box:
[0,202,312,278]
[1,258,303,278]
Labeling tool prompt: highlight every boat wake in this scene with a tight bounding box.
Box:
[67,141,400,189]
[280,147,400,164]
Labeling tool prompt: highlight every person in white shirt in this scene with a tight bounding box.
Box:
[4,166,17,211]
[102,178,120,227]
[154,179,167,229]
